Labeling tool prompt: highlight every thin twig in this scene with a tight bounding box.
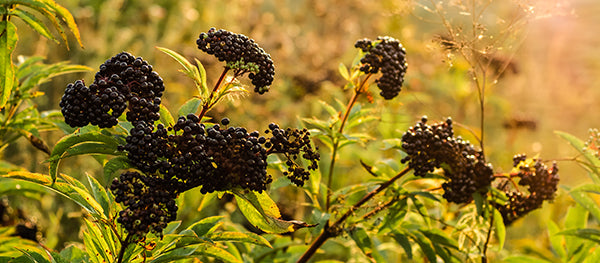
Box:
[198,67,230,120]
[297,166,411,263]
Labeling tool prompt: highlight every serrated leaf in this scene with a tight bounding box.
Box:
[86,174,111,219]
[232,190,315,234]
[10,0,69,49]
[3,171,104,217]
[42,0,83,48]
[0,20,17,109]
[207,231,272,248]
[10,8,57,43]
[48,129,122,182]
[177,97,202,117]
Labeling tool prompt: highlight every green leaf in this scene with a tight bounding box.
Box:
[390,231,413,259]
[151,243,241,263]
[503,255,553,263]
[569,188,600,221]
[102,156,131,185]
[187,216,224,237]
[59,245,89,263]
[3,171,104,217]
[556,131,600,182]
[338,63,349,80]
[48,129,122,182]
[558,228,600,244]
[493,208,506,251]
[409,231,437,263]
[41,0,83,48]
[9,0,68,48]
[0,20,17,109]
[0,177,47,196]
[86,174,112,219]
[547,220,566,259]
[207,231,272,248]
[232,189,315,234]
[157,47,206,95]
[195,58,208,96]
[159,104,175,127]
[349,226,386,263]
[379,197,408,232]
[10,8,57,43]
[177,97,202,117]
[14,248,51,263]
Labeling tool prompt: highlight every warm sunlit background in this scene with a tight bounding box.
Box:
[5,0,600,258]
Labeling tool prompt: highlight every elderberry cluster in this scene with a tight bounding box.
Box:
[265,124,320,186]
[354,36,407,99]
[401,116,494,204]
[197,28,275,94]
[494,155,559,225]
[59,52,164,128]
[110,171,179,240]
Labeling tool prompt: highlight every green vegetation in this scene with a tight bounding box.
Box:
[1,0,600,262]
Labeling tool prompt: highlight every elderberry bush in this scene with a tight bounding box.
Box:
[400,116,494,204]
[197,28,275,94]
[354,36,407,99]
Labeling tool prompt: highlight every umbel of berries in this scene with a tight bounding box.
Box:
[400,116,494,204]
[494,154,559,225]
[59,52,164,128]
[355,36,407,99]
[196,28,275,94]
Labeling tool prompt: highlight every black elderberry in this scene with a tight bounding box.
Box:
[265,125,320,186]
[196,28,275,94]
[59,52,165,128]
[354,36,407,99]
[494,155,559,225]
[401,116,493,204]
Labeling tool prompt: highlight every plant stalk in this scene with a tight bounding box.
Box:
[116,233,133,263]
[298,166,411,263]
[325,74,372,210]
[198,67,230,120]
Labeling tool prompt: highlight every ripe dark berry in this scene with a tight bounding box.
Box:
[355,36,407,99]
[221,118,230,125]
[196,28,275,94]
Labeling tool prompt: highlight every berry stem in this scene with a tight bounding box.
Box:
[198,67,230,120]
[116,233,133,263]
[298,166,411,263]
[325,73,373,211]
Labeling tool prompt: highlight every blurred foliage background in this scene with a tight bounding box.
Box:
[4,0,600,259]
